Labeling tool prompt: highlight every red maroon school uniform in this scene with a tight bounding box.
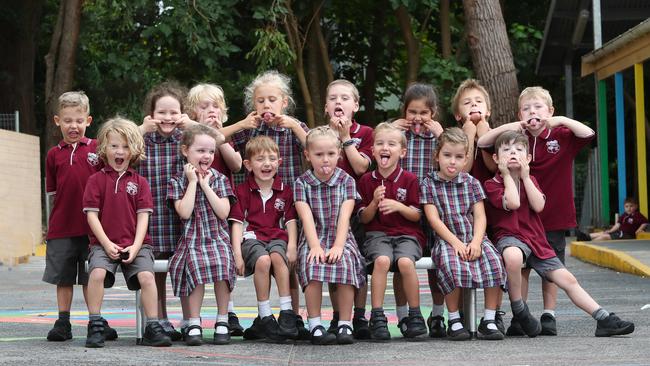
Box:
[46,137,102,239]
[357,167,424,246]
[471,146,494,189]
[229,174,297,242]
[338,121,374,181]
[484,173,556,259]
[210,141,237,187]
[525,127,594,231]
[619,211,648,236]
[82,166,153,248]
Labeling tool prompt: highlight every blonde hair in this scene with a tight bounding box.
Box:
[434,127,469,157]
[519,86,553,109]
[186,83,229,123]
[305,126,340,150]
[373,122,407,147]
[450,79,491,117]
[58,91,90,114]
[244,70,295,113]
[96,117,146,165]
[179,124,221,151]
[244,136,280,160]
[494,130,529,156]
[326,79,360,102]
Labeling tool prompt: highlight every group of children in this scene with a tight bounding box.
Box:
[43,70,636,349]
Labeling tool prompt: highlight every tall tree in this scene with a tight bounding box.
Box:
[463,0,519,126]
[440,0,452,59]
[44,0,83,148]
[395,4,419,86]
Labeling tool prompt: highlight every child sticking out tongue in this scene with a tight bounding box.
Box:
[321,166,332,176]
[469,111,482,124]
[261,112,275,123]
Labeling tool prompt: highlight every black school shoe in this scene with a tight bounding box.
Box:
[228,312,244,336]
[595,313,635,337]
[426,315,447,338]
[506,318,525,336]
[47,319,72,341]
[259,315,286,343]
[295,315,311,340]
[243,316,264,340]
[352,315,371,339]
[311,325,337,345]
[214,322,231,345]
[478,318,504,340]
[495,311,506,335]
[576,230,592,242]
[277,310,299,338]
[327,314,339,334]
[184,325,203,346]
[513,304,541,338]
[369,312,391,341]
[141,322,172,347]
[447,318,470,341]
[336,324,355,344]
[100,317,118,341]
[540,313,557,336]
[159,320,181,341]
[402,315,427,339]
[85,319,106,348]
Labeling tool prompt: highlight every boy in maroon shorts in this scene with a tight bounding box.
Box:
[43,91,117,342]
[83,118,171,348]
[484,130,634,338]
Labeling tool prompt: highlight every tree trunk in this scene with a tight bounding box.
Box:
[44,0,83,148]
[440,0,452,59]
[312,2,333,85]
[362,1,387,125]
[463,0,519,126]
[0,0,45,136]
[395,4,419,86]
[306,29,324,126]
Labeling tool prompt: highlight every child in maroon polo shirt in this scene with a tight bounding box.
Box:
[42,91,117,342]
[579,197,648,241]
[324,79,373,339]
[357,123,426,341]
[230,136,300,342]
[478,86,596,336]
[484,130,634,338]
[83,117,171,348]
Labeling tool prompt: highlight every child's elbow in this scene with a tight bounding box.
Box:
[505,200,520,211]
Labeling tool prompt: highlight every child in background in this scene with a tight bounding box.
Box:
[421,127,507,341]
[578,197,648,241]
[230,136,299,343]
[294,127,366,345]
[484,130,634,338]
[324,79,373,339]
[186,83,245,336]
[478,86,595,336]
[43,91,117,342]
[138,81,200,341]
[167,124,235,346]
[83,117,171,348]
[357,123,427,341]
[392,83,446,338]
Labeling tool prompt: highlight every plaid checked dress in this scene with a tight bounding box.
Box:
[420,171,506,294]
[167,168,236,297]
[138,130,184,253]
[232,121,309,186]
[294,168,365,289]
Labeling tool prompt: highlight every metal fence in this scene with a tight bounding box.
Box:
[0,111,19,132]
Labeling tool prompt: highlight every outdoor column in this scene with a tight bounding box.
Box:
[614,72,626,213]
[597,80,610,223]
[634,63,648,217]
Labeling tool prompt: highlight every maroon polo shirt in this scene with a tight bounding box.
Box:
[83,166,154,248]
[46,137,102,240]
[210,141,237,186]
[484,173,556,259]
[525,126,594,231]
[357,166,425,246]
[229,173,297,242]
[471,146,494,189]
[337,121,374,181]
[619,211,648,236]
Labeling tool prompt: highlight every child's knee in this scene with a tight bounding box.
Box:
[396,257,415,272]
[269,252,287,267]
[255,255,272,272]
[373,256,391,272]
[137,271,155,288]
[89,268,106,282]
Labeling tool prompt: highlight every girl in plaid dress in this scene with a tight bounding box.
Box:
[421,127,506,341]
[168,125,235,346]
[294,127,365,345]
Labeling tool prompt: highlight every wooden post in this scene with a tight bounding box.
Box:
[634,63,648,217]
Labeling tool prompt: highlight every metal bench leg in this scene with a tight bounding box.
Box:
[135,289,145,344]
[462,288,477,339]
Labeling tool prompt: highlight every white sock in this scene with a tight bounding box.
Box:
[308,317,322,336]
[448,311,463,331]
[279,296,292,311]
[338,320,352,334]
[543,309,556,317]
[258,300,272,318]
[396,305,409,321]
[431,303,445,318]
[228,300,235,313]
[188,318,201,336]
[216,314,228,334]
[180,319,189,329]
[484,309,498,330]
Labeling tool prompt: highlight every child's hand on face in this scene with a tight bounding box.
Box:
[392,118,411,131]
[423,119,444,137]
[467,241,482,261]
[184,163,198,183]
[200,110,223,129]
[198,169,213,188]
[307,246,326,264]
[373,185,386,204]
[497,155,510,176]
[332,116,352,140]
[241,111,261,130]
[519,155,530,179]
[234,254,245,276]
[378,198,402,215]
[462,117,477,137]
[326,245,344,264]
[176,114,195,130]
[142,116,160,134]
[275,114,298,130]
[542,116,562,129]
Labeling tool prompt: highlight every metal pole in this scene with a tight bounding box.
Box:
[14,110,19,133]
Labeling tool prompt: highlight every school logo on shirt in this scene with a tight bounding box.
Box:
[126,182,138,196]
[627,217,634,224]
[87,152,99,166]
[396,188,407,202]
[274,198,286,211]
[546,140,560,154]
